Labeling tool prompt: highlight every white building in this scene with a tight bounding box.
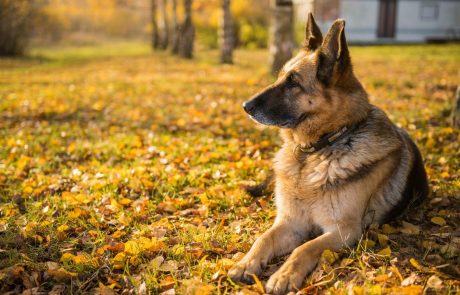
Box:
[295,0,460,43]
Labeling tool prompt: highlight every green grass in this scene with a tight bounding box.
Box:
[0,42,459,294]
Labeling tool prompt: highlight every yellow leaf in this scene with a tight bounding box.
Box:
[113,252,126,262]
[378,234,389,247]
[431,216,446,226]
[391,266,403,282]
[353,286,363,295]
[57,224,69,233]
[112,230,125,239]
[68,208,82,219]
[321,249,339,264]
[47,267,77,282]
[119,198,132,206]
[124,240,141,255]
[409,258,422,270]
[60,253,75,263]
[139,237,165,253]
[217,258,235,270]
[129,255,141,266]
[113,252,126,270]
[400,221,420,235]
[375,274,388,282]
[377,246,391,256]
[361,239,376,249]
[72,254,88,265]
[382,224,398,234]
[386,286,423,295]
[251,274,265,294]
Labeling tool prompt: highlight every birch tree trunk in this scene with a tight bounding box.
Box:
[219,0,234,64]
[151,0,159,49]
[158,0,169,49]
[178,0,195,59]
[452,86,460,128]
[269,0,294,75]
[170,0,180,54]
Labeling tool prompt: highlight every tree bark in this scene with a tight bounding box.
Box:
[269,0,294,75]
[170,0,180,54]
[158,0,169,49]
[178,0,195,59]
[219,0,234,64]
[151,0,159,49]
[452,86,460,128]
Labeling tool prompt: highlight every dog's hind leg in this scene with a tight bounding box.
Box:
[227,221,304,285]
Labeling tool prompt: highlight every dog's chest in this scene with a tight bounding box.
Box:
[274,146,349,190]
[273,146,361,227]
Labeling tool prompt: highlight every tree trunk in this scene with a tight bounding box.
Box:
[151,0,159,49]
[269,0,294,75]
[178,0,195,59]
[170,0,180,54]
[452,86,460,128]
[158,0,169,49]
[219,0,234,64]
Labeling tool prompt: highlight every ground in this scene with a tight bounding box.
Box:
[0,43,459,294]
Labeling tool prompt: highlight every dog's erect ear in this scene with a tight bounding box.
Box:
[317,19,351,84]
[304,13,322,51]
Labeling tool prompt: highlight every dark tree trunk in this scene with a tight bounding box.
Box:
[269,0,294,75]
[219,0,234,64]
[158,0,169,49]
[170,0,180,54]
[178,0,195,59]
[0,0,36,56]
[151,0,159,49]
[452,86,460,128]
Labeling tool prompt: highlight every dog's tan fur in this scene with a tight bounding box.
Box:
[228,14,428,294]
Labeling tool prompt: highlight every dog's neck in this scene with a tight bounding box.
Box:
[280,92,371,148]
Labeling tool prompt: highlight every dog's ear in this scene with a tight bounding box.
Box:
[317,19,351,85]
[304,13,322,51]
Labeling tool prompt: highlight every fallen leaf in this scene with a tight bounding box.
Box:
[159,260,179,272]
[400,221,420,235]
[47,268,78,282]
[431,217,446,226]
[377,246,391,256]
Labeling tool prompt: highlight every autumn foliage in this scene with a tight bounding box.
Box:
[0,43,459,293]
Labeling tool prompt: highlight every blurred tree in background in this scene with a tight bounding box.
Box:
[1,0,272,52]
[170,0,180,54]
[269,0,294,74]
[0,0,38,56]
[219,0,234,64]
[151,0,159,48]
[177,0,195,58]
[157,0,169,49]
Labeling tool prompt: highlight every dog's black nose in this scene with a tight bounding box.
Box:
[242,100,256,114]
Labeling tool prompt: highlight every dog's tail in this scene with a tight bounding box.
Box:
[244,172,275,197]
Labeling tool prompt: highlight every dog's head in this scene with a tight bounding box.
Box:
[243,14,369,138]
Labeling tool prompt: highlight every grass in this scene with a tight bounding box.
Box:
[0,42,459,294]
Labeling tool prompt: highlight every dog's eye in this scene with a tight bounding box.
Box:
[286,74,300,89]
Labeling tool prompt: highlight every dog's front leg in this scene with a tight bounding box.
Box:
[265,223,362,295]
[228,221,304,284]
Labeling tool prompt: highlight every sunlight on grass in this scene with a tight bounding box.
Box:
[0,42,459,294]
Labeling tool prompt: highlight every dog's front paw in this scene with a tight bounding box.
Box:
[265,264,305,295]
[227,258,263,285]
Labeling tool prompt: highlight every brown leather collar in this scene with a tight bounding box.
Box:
[293,119,366,162]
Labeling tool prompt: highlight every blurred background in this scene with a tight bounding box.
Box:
[2,0,460,65]
[1,1,460,294]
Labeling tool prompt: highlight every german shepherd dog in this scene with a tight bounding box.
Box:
[228,14,429,294]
